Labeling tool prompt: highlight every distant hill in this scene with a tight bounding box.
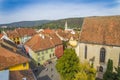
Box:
[39,18,84,29]
[0,20,52,27]
[0,17,84,29]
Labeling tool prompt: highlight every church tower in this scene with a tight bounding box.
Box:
[65,20,68,30]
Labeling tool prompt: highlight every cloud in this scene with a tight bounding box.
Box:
[0,2,120,24]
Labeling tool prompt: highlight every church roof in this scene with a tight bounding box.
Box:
[80,16,120,46]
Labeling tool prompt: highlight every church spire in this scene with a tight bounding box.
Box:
[65,20,68,30]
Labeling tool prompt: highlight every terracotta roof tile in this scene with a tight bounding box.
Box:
[0,46,29,70]
[25,34,55,52]
[10,69,35,80]
[80,16,120,46]
[49,33,62,45]
[0,34,3,39]
[43,28,55,34]
[6,28,36,38]
[57,30,79,40]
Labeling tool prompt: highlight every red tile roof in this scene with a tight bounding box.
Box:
[80,16,120,46]
[57,30,79,40]
[0,46,29,70]
[43,28,55,34]
[25,34,55,52]
[6,28,36,38]
[0,34,3,39]
[10,69,35,80]
[49,33,62,46]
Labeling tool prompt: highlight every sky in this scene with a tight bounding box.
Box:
[0,0,120,24]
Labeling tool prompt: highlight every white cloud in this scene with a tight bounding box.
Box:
[0,2,120,24]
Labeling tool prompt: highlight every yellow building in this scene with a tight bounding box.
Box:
[0,45,29,71]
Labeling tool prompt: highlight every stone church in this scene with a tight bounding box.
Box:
[75,16,120,73]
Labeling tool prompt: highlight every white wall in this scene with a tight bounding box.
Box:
[75,42,120,72]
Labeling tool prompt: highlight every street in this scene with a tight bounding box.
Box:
[37,61,61,80]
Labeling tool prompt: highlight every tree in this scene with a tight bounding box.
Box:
[56,48,79,80]
[74,62,96,80]
[62,41,68,50]
[103,59,113,80]
[112,66,120,80]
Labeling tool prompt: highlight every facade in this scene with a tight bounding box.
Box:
[76,16,120,73]
[50,33,63,58]
[36,48,55,65]
[6,28,36,44]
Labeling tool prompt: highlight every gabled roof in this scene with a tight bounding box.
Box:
[10,69,35,80]
[80,16,120,46]
[25,34,55,52]
[0,46,29,70]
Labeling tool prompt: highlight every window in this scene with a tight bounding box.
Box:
[118,54,120,66]
[23,63,26,67]
[17,37,19,40]
[46,50,48,53]
[84,45,87,59]
[51,49,53,52]
[38,63,40,66]
[38,53,40,56]
[50,54,51,58]
[99,66,103,72]
[16,41,20,44]
[42,56,44,60]
[100,47,106,63]
[13,38,16,41]
[42,51,44,55]
[53,53,54,56]
[38,57,40,61]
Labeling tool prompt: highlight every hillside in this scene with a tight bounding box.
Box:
[0,18,84,29]
[0,20,51,27]
[39,18,84,29]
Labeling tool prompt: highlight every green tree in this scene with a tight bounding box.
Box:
[112,66,120,80]
[62,41,68,50]
[103,59,113,80]
[74,62,96,80]
[56,48,79,80]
